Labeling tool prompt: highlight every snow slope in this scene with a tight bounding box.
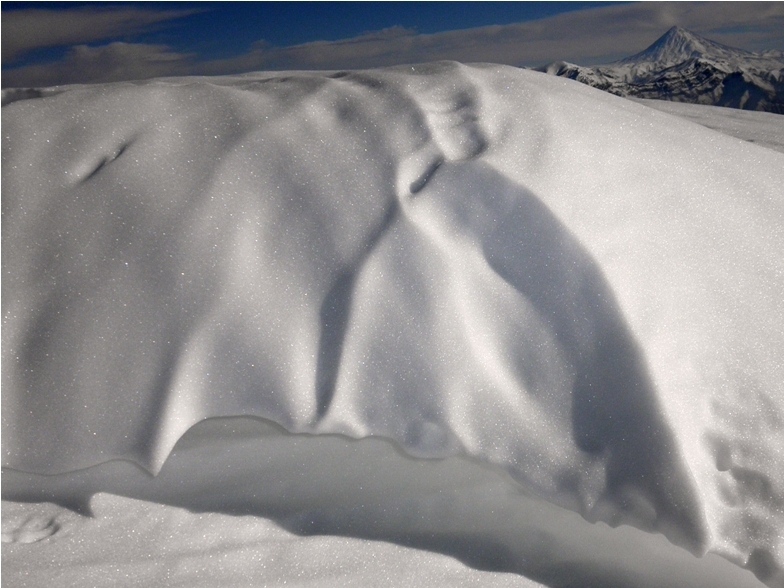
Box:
[630,98,784,154]
[3,62,783,586]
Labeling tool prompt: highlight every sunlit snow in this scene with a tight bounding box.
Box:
[3,62,783,587]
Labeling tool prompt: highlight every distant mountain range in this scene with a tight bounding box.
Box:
[535,26,784,113]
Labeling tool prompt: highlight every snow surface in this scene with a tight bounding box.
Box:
[3,493,545,588]
[2,62,783,587]
[630,98,784,154]
[0,417,767,588]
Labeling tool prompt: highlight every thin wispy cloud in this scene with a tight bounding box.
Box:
[3,2,783,88]
[2,43,196,87]
[2,6,201,64]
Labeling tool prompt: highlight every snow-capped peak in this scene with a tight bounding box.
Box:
[535,26,784,113]
[617,26,752,67]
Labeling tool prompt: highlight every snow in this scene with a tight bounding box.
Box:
[630,98,784,154]
[0,417,768,587]
[3,494,544,588]
[2,62,783,587]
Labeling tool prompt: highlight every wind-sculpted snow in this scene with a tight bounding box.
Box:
[3,62,783,585]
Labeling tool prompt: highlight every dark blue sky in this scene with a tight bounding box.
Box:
[3,2,783,87]
[140,2,618,54]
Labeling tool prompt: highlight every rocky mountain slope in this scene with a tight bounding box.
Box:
[536,26,784,113]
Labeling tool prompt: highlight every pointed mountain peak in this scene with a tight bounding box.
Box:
[617,26,751,66]
[662,25,695,39]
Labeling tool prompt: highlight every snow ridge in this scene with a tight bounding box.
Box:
[3,62,783,586]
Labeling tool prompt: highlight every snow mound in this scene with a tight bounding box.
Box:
[3,62,783,584]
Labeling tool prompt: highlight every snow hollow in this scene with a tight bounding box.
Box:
[2,62,783,588]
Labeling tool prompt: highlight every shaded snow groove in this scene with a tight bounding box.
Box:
[80,142,131,183]
[315,203,398,422]
[314,65,488,422]
[409,157,443,194]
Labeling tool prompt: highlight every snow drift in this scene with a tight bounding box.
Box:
[2,62,783,585]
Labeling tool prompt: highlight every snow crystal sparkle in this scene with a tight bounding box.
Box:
[3,62,782,587]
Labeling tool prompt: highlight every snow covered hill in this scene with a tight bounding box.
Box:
[2,62,783,587]
[536,26,784,113]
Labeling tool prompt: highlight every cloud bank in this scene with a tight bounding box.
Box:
[3,2,784,88]
[2,6,200,64]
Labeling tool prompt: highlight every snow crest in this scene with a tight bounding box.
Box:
[3,62,783,582]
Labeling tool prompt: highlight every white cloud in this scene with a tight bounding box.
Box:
[2,7,200,63]
[2,43,195,87]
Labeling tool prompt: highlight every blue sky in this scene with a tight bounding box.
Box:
[3,2,784,87]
